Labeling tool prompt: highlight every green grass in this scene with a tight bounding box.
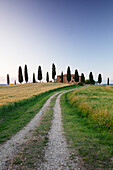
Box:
[61,91,113,169]
[0,84,77,143]
[10,94,57,169]
[69,85,113,129]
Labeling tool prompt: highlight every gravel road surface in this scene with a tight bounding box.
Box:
[0,88,83,170]
[40,90,81,169]
[0,92,60,170]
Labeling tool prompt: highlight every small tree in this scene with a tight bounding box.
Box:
[7,74,10,85]
[52,63,56,82]
[107,78,109,85]
[33,73,36,83]
[46,72,49,83]
[85,79,90,84]
[18,66,23,84]
[89,72,94,84]
[24,64,28,83]
[38,66,42,82]
[81,73,85,83]
[60,71,63,83]
[74,69,79,84]
[67,66,71,83]
[98,74,102,84]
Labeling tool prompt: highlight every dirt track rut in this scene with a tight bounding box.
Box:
[0,92,60,169]
[40,90,80,169]
[0,88,82,170]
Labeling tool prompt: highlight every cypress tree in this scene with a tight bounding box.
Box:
[38,66,42,82]
[46,72,49,83]
[24,64,28,83]
[18,66,23,84]
[61,71,63,83]
[7,74,10,85]
[74,69,79,84]
[107,78,109,85]
[98,74,102,84]
[67,66,71,83]
[81,73,85,83]
[89,72,94,84]
[33,73,36,83]
[52,63,56,82]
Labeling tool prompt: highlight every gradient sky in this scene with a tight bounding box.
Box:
[0,0,113,83]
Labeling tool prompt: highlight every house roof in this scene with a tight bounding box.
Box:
[57,74,81,77]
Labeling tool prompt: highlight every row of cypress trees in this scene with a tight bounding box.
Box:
[18,65,28,83]
[66,67,85,83]
[60,66,102,84]
[6,63,56,84]
[6,64,109,85]
[18,63,56,84]
[60,67,85,84]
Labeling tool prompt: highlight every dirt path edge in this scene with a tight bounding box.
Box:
[0,92,60,169]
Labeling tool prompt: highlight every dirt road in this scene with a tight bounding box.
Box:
[40,91,80,169]
[0,88,82,169]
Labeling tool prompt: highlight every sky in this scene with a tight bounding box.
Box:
[0,0,113,84]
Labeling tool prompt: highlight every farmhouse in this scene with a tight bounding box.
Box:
[57,74,81,83]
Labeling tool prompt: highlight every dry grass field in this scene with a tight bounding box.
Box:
[0,83,68,107]
[69,85,113,129]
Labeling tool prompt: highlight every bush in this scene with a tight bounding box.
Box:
[78,82,84,86]
[90,80,95,85]
[85,80,90,84]
[85,79,95,85]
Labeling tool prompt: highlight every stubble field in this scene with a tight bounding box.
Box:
[0,83,68,107]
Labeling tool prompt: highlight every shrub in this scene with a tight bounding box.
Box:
[78,82,84,86]
[85,80,90,84]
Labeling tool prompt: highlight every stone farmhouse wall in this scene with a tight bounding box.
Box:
[57,74,81,83]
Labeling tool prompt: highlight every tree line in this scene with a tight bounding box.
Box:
[6,63,56,85]
[6,64,110,85]
[60,66,103,85]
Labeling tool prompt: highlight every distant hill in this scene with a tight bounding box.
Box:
[0,84,7,86]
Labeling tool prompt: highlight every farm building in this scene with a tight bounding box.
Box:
[57,74,81,83]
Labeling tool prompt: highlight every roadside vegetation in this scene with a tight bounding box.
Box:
[69,85,113,129]
[61,85,113,168]
[6,94,58,169]
[0,84,77,144]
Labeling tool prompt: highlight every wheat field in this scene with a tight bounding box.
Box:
[0,83,68,107]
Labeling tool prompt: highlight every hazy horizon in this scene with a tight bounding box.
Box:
[0,0,113,84]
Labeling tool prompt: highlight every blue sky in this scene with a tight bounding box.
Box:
[0,0,113,83]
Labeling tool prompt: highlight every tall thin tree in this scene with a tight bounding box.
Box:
[81,73,85,83]
[89,72,94,84]
[98,74,102,84]
[67,66,71,83]
[33,73,36,83]
[107,78,109,85]
[52,63,56,82]
[18,66,23,84]
[24,64,28,83]
[46,72,49,83]
[38,66,42,82]
[60,71,63,83]
[74,69,79,84]
[7,74,10,85]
